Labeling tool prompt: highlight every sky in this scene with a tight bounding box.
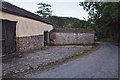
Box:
[4,0,89,20]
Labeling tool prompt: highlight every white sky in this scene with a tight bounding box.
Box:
[4,0,89,20]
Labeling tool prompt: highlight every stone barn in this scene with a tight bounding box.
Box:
[50,28,95,45]
[0,1,54,55]
[0,1,95,56]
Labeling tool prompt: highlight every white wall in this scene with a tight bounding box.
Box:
[0,11,53,37]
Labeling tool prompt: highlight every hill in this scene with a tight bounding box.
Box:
[45,16,91,28]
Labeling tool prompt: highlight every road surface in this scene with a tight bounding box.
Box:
[24,42,118,78]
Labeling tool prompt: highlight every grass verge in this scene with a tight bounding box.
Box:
[73,43,100,59]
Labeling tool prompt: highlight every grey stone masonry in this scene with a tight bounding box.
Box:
[50,32,95,45]
[50,28,95,45]
[16,35,44,53]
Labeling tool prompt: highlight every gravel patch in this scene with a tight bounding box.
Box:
[2,46,92,77]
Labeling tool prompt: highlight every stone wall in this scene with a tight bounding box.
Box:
[50,32,95,45]
[16,35,44,53]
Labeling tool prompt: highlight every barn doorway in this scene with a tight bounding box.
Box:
[44,31,49,46]
[2,20,17,56]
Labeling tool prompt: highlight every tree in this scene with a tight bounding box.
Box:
[37,2,52,18]
[80,1,119,42]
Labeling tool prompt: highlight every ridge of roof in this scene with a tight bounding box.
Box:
[0,1,54,26]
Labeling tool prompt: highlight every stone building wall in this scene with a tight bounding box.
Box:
[50,28,95,45]
[1,12,53,53]
[16,35,44,53]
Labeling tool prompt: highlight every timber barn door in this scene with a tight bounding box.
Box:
[2,20,17,55]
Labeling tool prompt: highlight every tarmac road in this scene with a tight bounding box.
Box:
[24,42,118,78]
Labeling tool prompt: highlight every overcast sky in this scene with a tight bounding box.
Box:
[4,0,88,20]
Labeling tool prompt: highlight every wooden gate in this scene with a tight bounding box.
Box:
[2,20,17,55]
